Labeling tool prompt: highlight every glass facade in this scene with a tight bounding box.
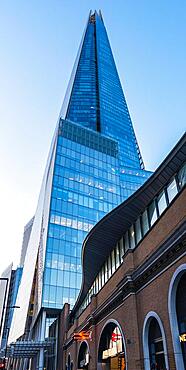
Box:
[10,11,153,344]
[42,119,121,308]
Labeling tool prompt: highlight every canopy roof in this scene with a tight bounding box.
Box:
[72,133,186,315]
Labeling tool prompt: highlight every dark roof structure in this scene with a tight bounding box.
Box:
[72,133,186,315]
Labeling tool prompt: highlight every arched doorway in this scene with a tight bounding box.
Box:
[168,264,186,370]
[176,272,186,367]
[143,312,169,370]
[77,341,89,369]
[98,321,126,369]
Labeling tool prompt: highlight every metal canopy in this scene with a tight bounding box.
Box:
[0,339,54,359]
[72,133,186,315]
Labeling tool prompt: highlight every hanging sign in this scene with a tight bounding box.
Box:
[73,331,92,341]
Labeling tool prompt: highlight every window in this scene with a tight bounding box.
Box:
[119,238,124,260]
[178,163,186,190]
[167,178,178,203]
[142,209,149,236]
[149,200,158,226]
[108,255,112,278]
[95,276,99,294]
[124,231,130,251]
[104,261,108,283]
[111,250,116,274]
[135,218,142,244]
[129,225,135,249]
[157,190,167,216]
[101,266,105,287]
[115,244,120,268]
[148,318,166,370]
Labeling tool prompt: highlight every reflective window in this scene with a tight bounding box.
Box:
[108,255,112,278]
[142,209,149,236]
[149,200,158,227]
[124,231,130,251]
[119,238,124,260]
[167,178,178,203]
[111,250,116,274]
[135,218,142,244]
[115,244,120,269]
[101,266,105,287]
[178,163,186,190]
[148,318,166,370]
[157,191,167,216]
[129,225,135,249]
[104,261,108,283]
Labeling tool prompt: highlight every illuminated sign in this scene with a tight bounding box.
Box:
[179,333,186,342]
[73,331,92,341]
[112,333,122,342]
[103,347,118,359]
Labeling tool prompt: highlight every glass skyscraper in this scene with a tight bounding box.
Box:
[9,10,151,362]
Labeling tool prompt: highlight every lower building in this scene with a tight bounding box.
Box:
[0,266,22,352]
[57,134,186,370]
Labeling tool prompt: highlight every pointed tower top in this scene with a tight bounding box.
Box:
[61,11,145,169]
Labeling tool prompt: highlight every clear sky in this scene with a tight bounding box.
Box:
[0,0,185,275]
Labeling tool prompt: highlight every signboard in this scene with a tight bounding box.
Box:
[179,333,186,342]
[73,331,92,341]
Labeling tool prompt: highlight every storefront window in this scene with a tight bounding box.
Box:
[148,318,166,370]
[98,322,126,369]
[176,272,186,368]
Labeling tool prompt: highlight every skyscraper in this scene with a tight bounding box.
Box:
[9,10,151,366]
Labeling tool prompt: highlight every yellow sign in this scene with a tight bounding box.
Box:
[179,333,186,342]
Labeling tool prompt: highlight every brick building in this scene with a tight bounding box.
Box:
[58,134,186,370]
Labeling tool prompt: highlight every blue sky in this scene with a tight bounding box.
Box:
[0,0,185,274]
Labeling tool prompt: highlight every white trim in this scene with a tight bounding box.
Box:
[168,264,186,370]
[142,311,169,370]
[97,319,127,370]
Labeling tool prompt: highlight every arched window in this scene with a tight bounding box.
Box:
[143,312,169,370]
[98,321,126,369]
[176,272,186,367]
[148,318,166,369]
[168,264,186,370]
[77,341,89,369]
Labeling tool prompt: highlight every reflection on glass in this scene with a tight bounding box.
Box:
[167,178,178,203]
[142,209,149,236]
[135,218,142,244]
[178,163,186,190]
[157,191,167,216]
[149,200,158,227]
[129,225,135,249]
[124,231,130,251]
